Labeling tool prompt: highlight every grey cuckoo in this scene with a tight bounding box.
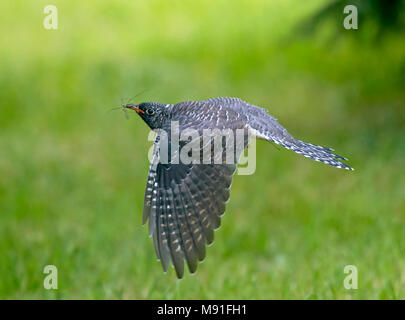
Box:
[124,97,353,278]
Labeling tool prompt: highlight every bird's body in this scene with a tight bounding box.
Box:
[125,97,353,278]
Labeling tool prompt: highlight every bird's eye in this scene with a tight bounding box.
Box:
[145,108,155,116]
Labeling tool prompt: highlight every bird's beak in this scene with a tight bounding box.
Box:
[125,104,145,114]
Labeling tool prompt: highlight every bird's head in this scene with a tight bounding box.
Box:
[125,102,169,129]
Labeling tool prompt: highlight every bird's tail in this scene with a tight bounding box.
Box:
[272,137,354,171]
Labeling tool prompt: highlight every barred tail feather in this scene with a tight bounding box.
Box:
[273,137,354,170]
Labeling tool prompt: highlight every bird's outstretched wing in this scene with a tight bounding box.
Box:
[143,133,242,278]
[144,157,236,277]
[202,97,354,170]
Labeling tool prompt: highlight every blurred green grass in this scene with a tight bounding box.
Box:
[0,0,404,299]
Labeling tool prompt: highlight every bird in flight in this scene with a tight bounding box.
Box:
[124,97,353,278]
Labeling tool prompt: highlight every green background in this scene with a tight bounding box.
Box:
[0,0,404,299]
